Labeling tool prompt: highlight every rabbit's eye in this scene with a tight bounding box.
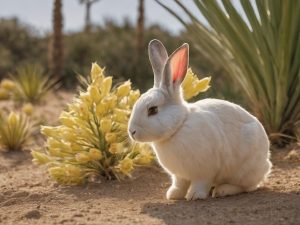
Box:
[148,106,158,116]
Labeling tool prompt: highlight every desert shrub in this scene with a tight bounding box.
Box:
[0,111,36,151]
[32,63,210,185]
[9,64,58,103]
[157,0,300,145]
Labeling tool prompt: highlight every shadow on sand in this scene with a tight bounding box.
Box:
[141,188,300,225]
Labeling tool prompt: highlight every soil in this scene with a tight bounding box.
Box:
[0,92,300,225]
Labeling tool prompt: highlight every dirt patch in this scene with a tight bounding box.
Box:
[0,92,300,225]
[1,147,299,225]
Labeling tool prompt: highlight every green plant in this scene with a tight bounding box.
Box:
[156,0,300,144]
[0,111,36,151]
[10,64,58,103]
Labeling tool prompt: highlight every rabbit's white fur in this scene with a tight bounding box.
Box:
[128,40,272,200]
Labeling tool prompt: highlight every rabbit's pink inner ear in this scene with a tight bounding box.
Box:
[171,47,188,84]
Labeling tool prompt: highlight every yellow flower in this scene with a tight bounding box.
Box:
[183,88,196,101]
[47,138,71,152]
[134,154,153,165]
[1,79,15,90]
[48,148,66,157]
[63,130,77,143]
[65,165,83,178]
[48,166,84,185]
[133,144,154,165]
[32,151,51,164]
[48,166,64,178]
[70,143,83,152]
[118,100,128,109]
[60,116,76,128]
[100,118,112,133]
[105,132,117,143]
[59,111,76,127]
[88,85,101,102]
[0,88,9,100]
[41,126,61,139]
[108,143,123,154]
[182,69,211,100]
[195,77,211,92]
[101,76,112,96]
[117,158,134,175]
[80,92,92,106]
[91,63,103,81]
[75,152,91,163]
[22,103,33,116]
[182,69,194,90]
[88,148,103,160]
[76,128,95,142]
[68,102,79,113]
[79,105,90,120]
[95,102,107,115]
[128,90,140,106]
[104,95,117,109]
[115,123,128,131]
[116,81,131,97]
[113,109,129,123]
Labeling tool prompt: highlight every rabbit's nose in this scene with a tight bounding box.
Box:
[131,130,136,136]
[129,129,136,139]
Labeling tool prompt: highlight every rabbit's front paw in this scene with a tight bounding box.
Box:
[166,186,186,200]
[185,189,208,201]
[185,181,210,201]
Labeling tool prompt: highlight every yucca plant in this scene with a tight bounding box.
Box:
[9,64,58,103]
[32,63,211,185]
[156,0,300,145]
[0,111,36,151]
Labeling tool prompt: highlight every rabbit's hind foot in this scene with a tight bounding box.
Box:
[212,184,244,198]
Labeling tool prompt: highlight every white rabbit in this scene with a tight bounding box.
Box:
[128,39,272,200]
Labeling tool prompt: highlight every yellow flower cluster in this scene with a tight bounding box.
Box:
[182,69,211,100]
[0,79,15,100]
[22,103,34,116]
[32,63,153,184]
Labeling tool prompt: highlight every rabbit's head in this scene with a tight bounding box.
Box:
[128,39,189,142]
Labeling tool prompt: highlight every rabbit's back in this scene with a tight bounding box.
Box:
[154,98,271,186]
[193,98,255,124]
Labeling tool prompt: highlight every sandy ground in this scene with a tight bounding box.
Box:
[0,92,300,225]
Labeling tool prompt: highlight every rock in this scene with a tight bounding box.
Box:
[23,210,41,219]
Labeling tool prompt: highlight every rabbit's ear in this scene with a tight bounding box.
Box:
[162,43,189,96]
[148,39,168,87]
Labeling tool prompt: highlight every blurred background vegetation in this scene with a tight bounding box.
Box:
[0,0,299,146]
[0,18,223,89]
[0,8,235,96]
